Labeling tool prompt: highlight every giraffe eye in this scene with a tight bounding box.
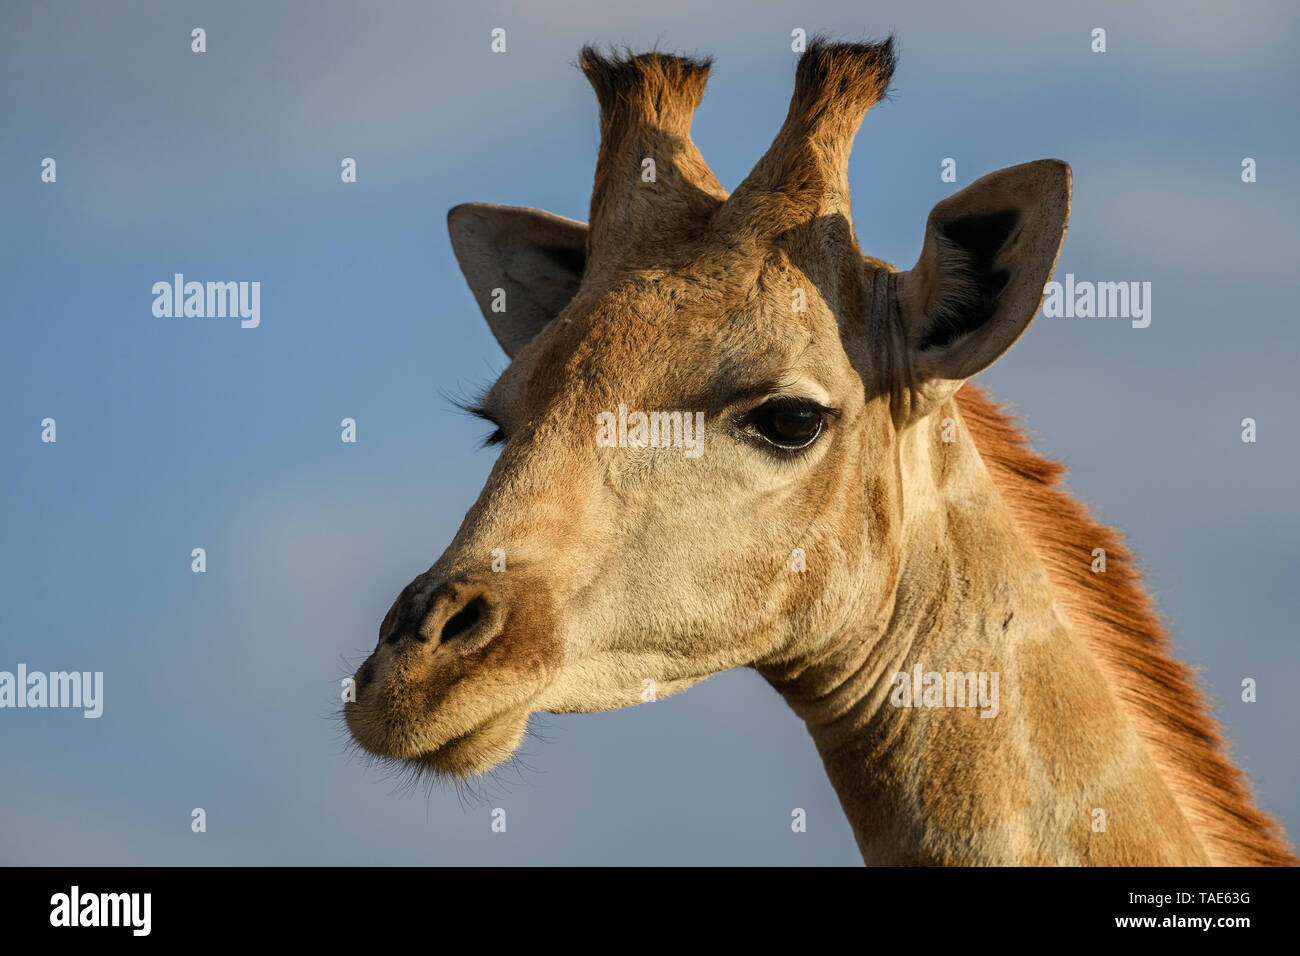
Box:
[745,398,826,450]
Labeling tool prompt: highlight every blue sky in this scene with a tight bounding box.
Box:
[1,0,1297,864]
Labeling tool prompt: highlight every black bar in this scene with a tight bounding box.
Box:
[2,866,1294,941]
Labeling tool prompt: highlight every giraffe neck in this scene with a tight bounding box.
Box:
[762,400,1210,865]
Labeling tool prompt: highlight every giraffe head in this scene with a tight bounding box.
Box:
[345,40,1070,779]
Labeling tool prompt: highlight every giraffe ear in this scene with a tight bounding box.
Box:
[447,204,588,358]
[896,160,1070,413]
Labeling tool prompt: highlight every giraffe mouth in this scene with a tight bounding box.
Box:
[344,643,536,779]
[347,695,532,779]
[410,710,532,778]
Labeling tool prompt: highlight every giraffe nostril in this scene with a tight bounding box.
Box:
[440,596,487,643]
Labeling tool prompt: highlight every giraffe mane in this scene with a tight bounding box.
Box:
[958,382,1296,866]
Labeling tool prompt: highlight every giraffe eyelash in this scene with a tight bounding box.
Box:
[449,389,506,447]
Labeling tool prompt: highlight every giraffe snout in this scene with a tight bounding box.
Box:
[344,569,560,775]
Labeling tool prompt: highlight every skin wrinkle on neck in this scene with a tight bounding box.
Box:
[760,401,1210,865]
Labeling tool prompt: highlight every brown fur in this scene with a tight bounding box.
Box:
[578,48,726,268]
[959,383,1297,866]
[723,40,896,237]
[578,47,712,135]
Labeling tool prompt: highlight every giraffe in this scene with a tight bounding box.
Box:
[345,40,1294,866]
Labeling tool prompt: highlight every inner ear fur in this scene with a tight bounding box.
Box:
[899,159,1071,387]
